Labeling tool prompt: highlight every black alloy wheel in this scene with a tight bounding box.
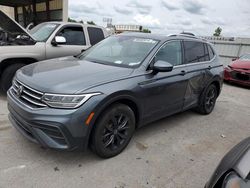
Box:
[196,84,218,115]
[91,103,135,158]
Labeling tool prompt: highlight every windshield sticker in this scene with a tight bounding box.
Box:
[45,24,57,28]
[129,62,141,66]
[133,38,157,44]
[114,60,123,64]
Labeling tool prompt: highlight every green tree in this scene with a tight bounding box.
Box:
[68,17,77,23]
[213,27,222,37]
[68,18,84,24]
[87,21,96,25]
[142,28,151,33]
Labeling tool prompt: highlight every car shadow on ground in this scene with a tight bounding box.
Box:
[11,109,197,165]
[0,91,7,99]
[223,81,250,90]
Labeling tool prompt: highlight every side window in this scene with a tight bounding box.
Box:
[58,26,86,45]
[155,41,182,66]
[183,41,206,64]
[87,27,105,45]
[208,44,215,60]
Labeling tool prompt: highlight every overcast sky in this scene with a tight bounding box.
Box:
[69,0,250,37]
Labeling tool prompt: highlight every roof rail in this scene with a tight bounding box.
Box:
[168,33,208,42]
[180,32,195,36]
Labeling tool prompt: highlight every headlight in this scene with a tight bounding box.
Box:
[222,172,250,188]
[42,93,101,109]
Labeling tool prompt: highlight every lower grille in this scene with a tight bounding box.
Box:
[33,123,67,145]
[231,70,250,81]
[10,113,35,139]
[236,73,249,81]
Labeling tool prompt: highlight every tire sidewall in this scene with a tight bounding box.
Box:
[1,63,25,92]
[92,104,135,158]
[203,84,217,114]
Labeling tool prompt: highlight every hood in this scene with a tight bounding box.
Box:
[230,60,250,70]
[0,10,35,41]
[16,56,134,94]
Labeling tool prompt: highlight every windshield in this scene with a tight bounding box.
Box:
[239,54,250,61]
[79,35,159,68]
[30,23,59,42]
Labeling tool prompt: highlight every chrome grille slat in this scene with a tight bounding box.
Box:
[16,80,43,95]
[21,95,47,107]
[22,89,41,100]
[11,79,47,109]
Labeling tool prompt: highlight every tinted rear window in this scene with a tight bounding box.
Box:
[184,41,207,64]
[87,27,105,45]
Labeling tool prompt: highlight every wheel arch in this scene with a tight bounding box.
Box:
[86,93,142,147]
[0,57,38,76]
[209,77,222,97]
[202,76,222,97]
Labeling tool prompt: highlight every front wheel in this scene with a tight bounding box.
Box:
[91,103,135,158]
[196,84,218,115]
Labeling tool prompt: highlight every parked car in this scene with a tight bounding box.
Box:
[0,10,108,92]
[205,137,250,188]
[7,33,223,158]
[224,54,250,86]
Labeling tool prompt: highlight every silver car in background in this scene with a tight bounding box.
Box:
[0,10,108,92]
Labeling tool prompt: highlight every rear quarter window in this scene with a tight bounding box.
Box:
[87,27,105,45]
[207,44,215,60]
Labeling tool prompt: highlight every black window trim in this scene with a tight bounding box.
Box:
[207,43,216,60]
[147,39,217,71]
[181,40,216,66]
[183,40,208,64]
[87,26,105,46]
[148,39,184,69]
[52,24,86,46]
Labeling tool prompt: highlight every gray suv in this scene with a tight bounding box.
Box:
[7,33,223,158]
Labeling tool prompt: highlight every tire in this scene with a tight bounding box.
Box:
[91,103,135,158]
[1,63,25,93]
[195,84,218,115]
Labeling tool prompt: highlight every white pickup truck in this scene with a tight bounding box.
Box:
[0,11,108,92]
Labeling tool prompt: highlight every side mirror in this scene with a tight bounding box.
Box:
[152,60,173,74]
[232,57,238,61]
[51,36,66,46]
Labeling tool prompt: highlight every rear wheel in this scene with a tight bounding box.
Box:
[196,84,218,115]
[91,103,135,158]
[1,63,25,92]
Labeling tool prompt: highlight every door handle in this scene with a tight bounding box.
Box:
[208,66,212,70]
[180,70,186,76]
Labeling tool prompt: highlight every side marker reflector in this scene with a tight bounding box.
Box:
[86,112,95,125]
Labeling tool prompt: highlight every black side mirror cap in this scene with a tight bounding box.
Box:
[152,60,173,74]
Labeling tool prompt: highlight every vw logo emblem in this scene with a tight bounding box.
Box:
[16,85,23,97]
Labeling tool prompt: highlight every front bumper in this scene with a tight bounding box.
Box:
[7,89,102,151]
[224,69,250,86]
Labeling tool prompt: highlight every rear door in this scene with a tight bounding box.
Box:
[45,25,88,59]
[182,40,211,110]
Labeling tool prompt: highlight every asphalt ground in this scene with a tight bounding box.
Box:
[0,83,249,188]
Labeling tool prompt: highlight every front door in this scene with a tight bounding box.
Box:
[140,40,189,121]
[45,26,89,59]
